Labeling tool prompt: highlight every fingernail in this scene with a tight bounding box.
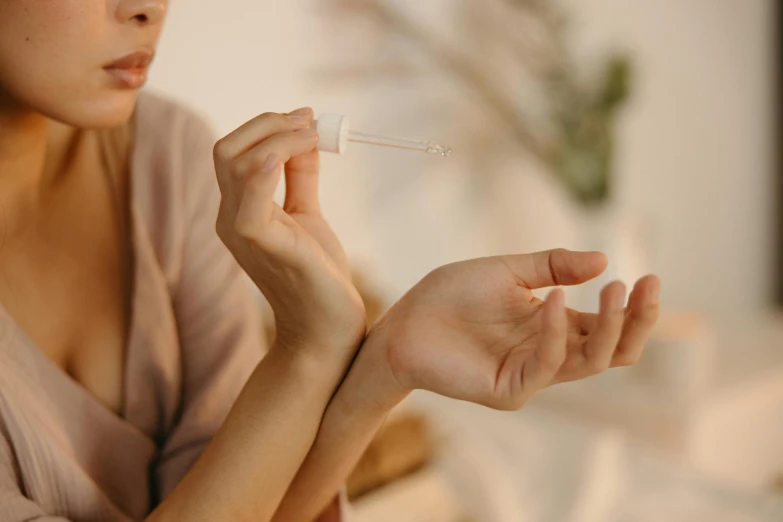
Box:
[261,153,280,174]
[550,288,564,307]
[649,282,660,302]
[287,115,309,128]
[297,128,318,140]
[286,107,313,128]
[288,107,313,117]
[614,285,627,309]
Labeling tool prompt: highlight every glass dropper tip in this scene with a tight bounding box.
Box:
[347,130,452,157]
[425,142,452,157]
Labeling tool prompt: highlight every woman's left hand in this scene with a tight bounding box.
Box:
[213,108,364,360]
[365,249,660,410]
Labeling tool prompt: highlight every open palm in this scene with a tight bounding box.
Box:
[382,250,660,410]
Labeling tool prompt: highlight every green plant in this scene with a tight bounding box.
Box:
[326,0,633,205]
[551,54,633,204]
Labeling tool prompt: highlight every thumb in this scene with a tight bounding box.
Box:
[499,249,608,289]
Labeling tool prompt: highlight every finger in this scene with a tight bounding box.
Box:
[213,108,313,166]
[499,249,608,290]
[283,108,321,214]
[233,129,319,184]
[612,275,661,366]
[582,281,626,373]
[232,130,319,242]
[286,107,314,121]
[234,153,284,243]
[520,288,567,397]
[283,150,321,215]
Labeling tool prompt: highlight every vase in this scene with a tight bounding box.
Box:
[569,204,653,314]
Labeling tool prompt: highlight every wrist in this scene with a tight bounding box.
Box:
[260,339,347,394]
[271,327,364,372]
[331,325,411,419]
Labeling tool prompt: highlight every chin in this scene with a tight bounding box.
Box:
[65,90,140,129]
[27,88,141,130]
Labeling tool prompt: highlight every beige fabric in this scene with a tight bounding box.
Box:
[0,93,345,521]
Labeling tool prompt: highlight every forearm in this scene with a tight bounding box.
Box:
[271,332,410,522]
[148,343,352,522]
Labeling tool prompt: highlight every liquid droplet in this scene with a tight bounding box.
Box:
[425,142,452,157]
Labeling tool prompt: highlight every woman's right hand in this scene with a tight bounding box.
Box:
[358,250,660,411]
[212,108,365,359]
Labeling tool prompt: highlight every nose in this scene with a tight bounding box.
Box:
[116,0,167,26]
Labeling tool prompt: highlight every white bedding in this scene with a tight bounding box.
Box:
[353,392,783,522]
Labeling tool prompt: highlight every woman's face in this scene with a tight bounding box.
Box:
[0,1,167,128]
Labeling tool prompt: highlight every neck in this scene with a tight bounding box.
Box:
[0,93,81,236]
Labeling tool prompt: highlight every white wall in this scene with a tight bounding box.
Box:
[148,0,778,318]
[566,0,778,316]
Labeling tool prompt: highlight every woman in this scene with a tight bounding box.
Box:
[0,1,661,521]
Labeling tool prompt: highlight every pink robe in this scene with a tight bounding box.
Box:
[0,93,345,521]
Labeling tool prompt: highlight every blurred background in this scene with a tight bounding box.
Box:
[148,0,783,520]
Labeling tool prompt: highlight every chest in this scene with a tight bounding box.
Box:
[0,137,131,414]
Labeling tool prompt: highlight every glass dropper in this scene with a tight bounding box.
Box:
[347,130,452,157]
[314,114,452,157]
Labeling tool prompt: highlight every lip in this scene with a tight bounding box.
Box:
[103,50,154,89]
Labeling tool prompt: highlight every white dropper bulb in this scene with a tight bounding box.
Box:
[313,114,452,157]
[313,114,351,155]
